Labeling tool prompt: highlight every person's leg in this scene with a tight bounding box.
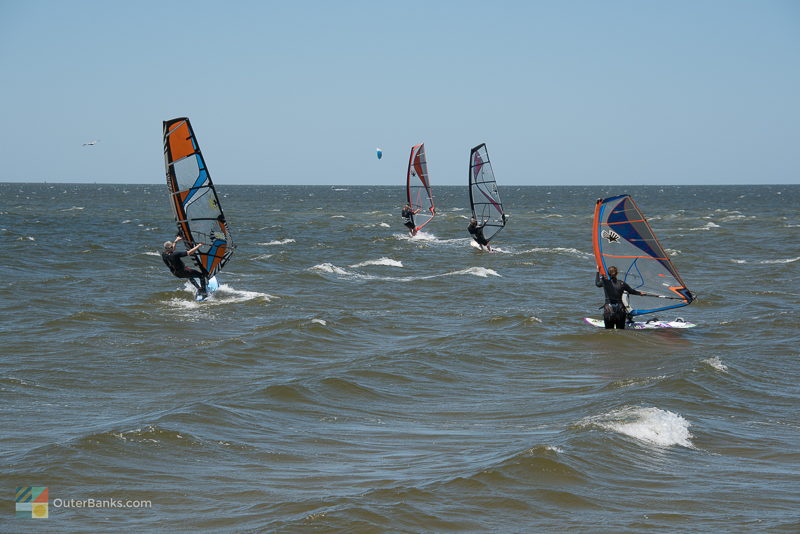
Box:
[185,269,207,294]
[603,305,614,329]
[614,307,626,329]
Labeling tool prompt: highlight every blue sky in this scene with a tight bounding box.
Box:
[0,0,797,185]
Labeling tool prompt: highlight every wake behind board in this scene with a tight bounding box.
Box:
[196,276,219,302]
[584,317,696,329]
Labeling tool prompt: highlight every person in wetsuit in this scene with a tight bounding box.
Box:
[162,236,208,296]
[595,266,648,329]
[467,217,492,251]
[401,203,419,236]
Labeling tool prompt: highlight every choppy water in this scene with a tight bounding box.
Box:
[1,183,798,532]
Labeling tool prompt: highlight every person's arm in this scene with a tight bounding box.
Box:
[187,242,204,254]
[595,271,604,287]
[622,282,647,296]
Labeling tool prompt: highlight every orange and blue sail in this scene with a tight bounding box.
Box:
[163,117,234,277]
[593,195,693,316]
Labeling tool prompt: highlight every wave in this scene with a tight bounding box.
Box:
[308,263,500,281]
[702,356,728,373]
[579,406,693,448]
[731,257,799,265]
[350,257,403,268]
[167,282,274,309]
[257,239,295,246]
[515,247,592,258]
[449,267,500,278]
[688,222,720,231]
[309,263,353,276]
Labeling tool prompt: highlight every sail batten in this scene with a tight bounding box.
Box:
[593,195,693,317]
[469,143,506,242]
[163,117,234,278]
[406,143,435,231]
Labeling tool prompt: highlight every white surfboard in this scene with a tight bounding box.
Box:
[584,317,696,329]
[196,276,220,302]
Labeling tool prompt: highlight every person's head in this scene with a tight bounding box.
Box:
[469,217,477,226]
[608,266,618,278]
[164,240,175,252]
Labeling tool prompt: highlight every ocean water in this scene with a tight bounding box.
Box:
[1,183,798,532]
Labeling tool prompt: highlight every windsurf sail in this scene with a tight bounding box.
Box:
[163,117,234,278]
[593,195,693,317]
[406,143,435,231]
[469,143,506,242]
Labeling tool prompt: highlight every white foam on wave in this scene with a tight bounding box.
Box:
[350,257,403,268]
[170,282,274,308]
[395,232,472,247]
[517,247,592,258]
[310,318,327,326]
[408,231,438,241]
[447,267,501,278]
[310,263,354,276]
[468,240,511,253]
[689,222,720,231]
[60,206,85,211]
[582,406,693,448]
[258,239,296,246]
[760,257,800,264]
[731,257,799,265]
[144,251,160,256]
[378,222,391,228]
[703,356,728,373]
[309,263,499,281]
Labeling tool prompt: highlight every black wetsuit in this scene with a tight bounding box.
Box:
[401,208,415,231]
[468,223,489,246]
[162,250,207,293]
[595,272,643,329]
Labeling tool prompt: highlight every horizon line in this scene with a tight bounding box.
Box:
[1,181,797,187]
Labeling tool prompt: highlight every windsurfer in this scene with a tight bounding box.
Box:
[468,217,492,251]
[401,203,419,236]
[162,236,208,296]
[595,266,648,329]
